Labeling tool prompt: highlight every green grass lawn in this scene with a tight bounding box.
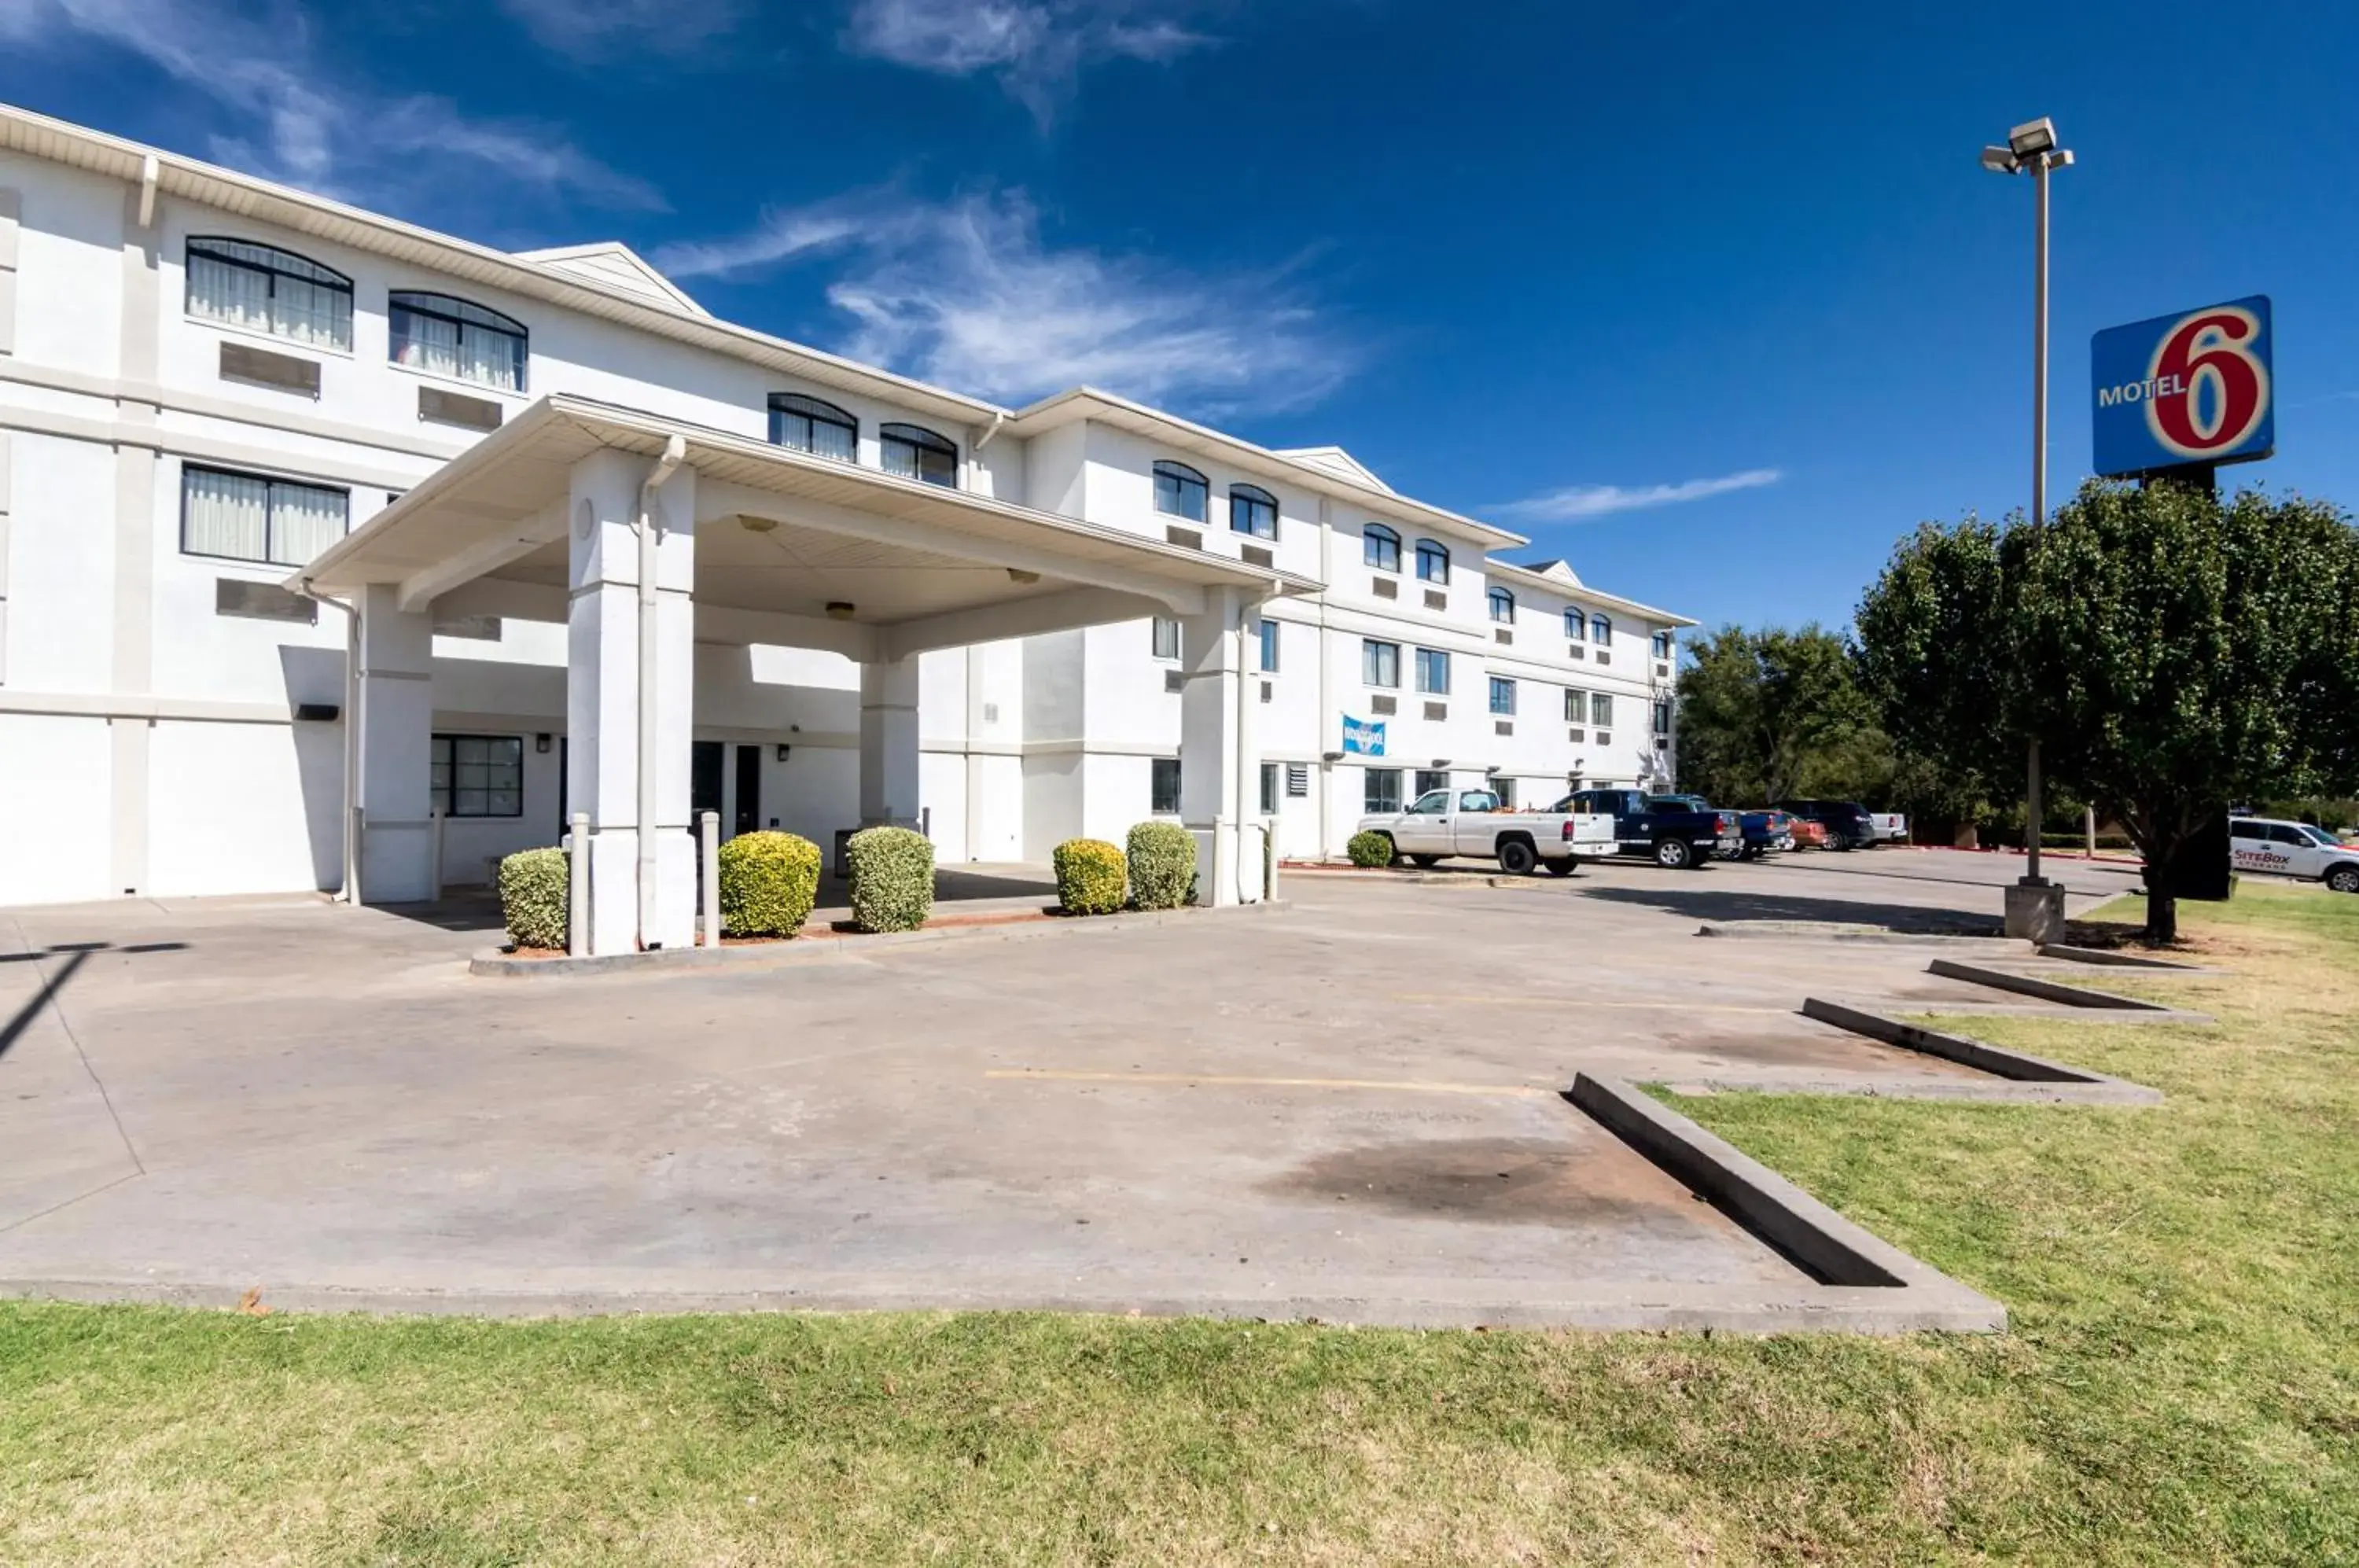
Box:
[4,885,2355,1565]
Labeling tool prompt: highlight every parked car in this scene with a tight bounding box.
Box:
[1870,812,1910,844]
[1773,798,1880,850]
[1786,817,1832,850]
[1564,788,1743,870]
[2228,817,2359,893]
[1735,809,1795,859]
[1356,787,1618,875]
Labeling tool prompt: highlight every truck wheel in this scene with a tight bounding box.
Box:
[1498,839,1537,876]
[1543,857,1576,877]
[1407,853,1440,868]
[1654,838,1691,870]
[2328,864,2359,894]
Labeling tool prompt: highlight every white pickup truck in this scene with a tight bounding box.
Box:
[1356,786,1618,875]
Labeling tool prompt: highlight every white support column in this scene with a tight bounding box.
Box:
[355,582,435,902]
[859,654,922,827]
[1180,586,1262,906]
[565,448,697,955]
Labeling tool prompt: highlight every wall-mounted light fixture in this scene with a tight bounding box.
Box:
[1006,568,1040,584]
[535,732,552,753]
[825,601,856,620]
[775,743,791,762]
[738,515,778,533]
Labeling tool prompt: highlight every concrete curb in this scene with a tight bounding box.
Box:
[469,900,1286,978]
[1925,957,2170,1010]
[1697,920,2021,948]
[1565,1074,2006,1331]
[1801,997,2163,1102]
[2036,942,2218,972]
[1661,1075,2165,1105]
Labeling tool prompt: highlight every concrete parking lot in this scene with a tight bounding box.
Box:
[0,848,2133,1326]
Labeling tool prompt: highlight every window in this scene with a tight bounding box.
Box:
[1152,617,1181,660]
[1154,460,1208,523]
[1489,676,1517,716]
[1408,787,1451,814]
[1652,629,1676,660]
[186,237,352,351]
[1416,539,1450,583]
[1488,587,1515,624]
[1495,778,1517,810]
[1565,688,1584,722]
[767,393,856,461]
[1364,523,1401,572]
[881,422,957,487]
[181,465,348,566]
[1653,700,1673,735]
[1364,767,1403,814]
[1260,762,1279,815]
[431,734,523,819]
[1150,757,1182,815]
[388,291,527,392]
[1591,613,1612,645]
[1591,692,1614,727]
[1230,482,1277,539]
[1258,618,1280,673]
[1415,647,1451,694]
[1363,638,1400,688]
[1415,769,1449,797]
[1458,790,1500,813]
[1565,607,1587,641]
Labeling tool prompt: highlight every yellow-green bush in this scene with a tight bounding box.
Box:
[1126,820,1198,911]
[716,830,821,937]
[1347,830,1394,868]
[847,826,933,933]
[1052,838,1128,915]
[498,847,569,950]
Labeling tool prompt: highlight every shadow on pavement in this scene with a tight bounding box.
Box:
[1570,882,2001,934]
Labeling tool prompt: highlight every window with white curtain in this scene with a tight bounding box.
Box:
[181,466,348,566]
[767,393,857,460]
[388,291,528,392]
[881,422,958,487]
[186,237,353,351]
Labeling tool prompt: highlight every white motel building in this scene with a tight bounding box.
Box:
[0,103,1688,948]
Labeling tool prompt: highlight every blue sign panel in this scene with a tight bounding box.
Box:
[2090,296,2273,478]
[1341,716,1386,756]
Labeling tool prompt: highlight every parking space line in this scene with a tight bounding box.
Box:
[1388,992,1793,1014]
[984,1069,1551,1097]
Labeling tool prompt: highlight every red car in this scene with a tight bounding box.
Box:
[1787,818,1832,849]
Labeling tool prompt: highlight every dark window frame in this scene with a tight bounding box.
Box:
[388,289,528,392]
[1260,761,1279,815]
[1151,617,1182,661]
[1591,691,1615,727]
[1565,606,1587,641]
[1488,586,1515,624]
[1364,523,1402,572]
[185,236,355,351]
[1258,617,1280,673]
[767,392,859,460]
[1229,481,1278,539]
[1150,756,1183,815]
[1364,767,1403,815]
[1652,629,1676,660]
[1415,539,1450,583]
[1489,675,1517,716]
[178,462,351,568]
[1415,646,1450,694]
[1363,637,1401,689]
[1591,613,1613,644]
[430,732,524,819]
[881,421,959,488]
[1154,460,1209,524]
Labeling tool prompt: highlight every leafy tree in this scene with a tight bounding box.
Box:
[1674,624,1873,804]
[1857,480,2359,942]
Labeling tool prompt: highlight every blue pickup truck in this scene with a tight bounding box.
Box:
[1564,789,1743,869]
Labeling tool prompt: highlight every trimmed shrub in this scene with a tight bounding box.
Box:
[1126,820,1198,911]
[1053,838,1128,916]
[716,830,821,937]
[1347,830,1395,869]
[847,826,934,933]
[499,847,569,950]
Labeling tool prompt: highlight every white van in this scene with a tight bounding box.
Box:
[2228,817,2359,893]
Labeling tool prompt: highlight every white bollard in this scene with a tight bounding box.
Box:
[567,811,590,958]
[700,810,722,948]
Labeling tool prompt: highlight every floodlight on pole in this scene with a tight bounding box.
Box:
[2007,117,2058,158]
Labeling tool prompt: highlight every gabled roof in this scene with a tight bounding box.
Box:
[1274,444,1393,494]
[513,241,708,318]
[1487,558,1694,626]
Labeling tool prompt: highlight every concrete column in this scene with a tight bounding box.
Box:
[1180,586,1262,906]
[859,654,922,826]
[565,449,697,955]
[356,582,435,902]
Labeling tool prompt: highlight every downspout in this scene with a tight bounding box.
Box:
[635,435,688,948]
[296,577,360,904]
[972,410,1007,451]
[136,154,159,228]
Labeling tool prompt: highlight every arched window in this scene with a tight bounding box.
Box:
[389,291,528,392]
[186,237,352,351]
[767,393,857,461]
[1154,461,1207,523]
[1565,607,1587,640]
[1229,482,1277,539]
[881,422,957,487]
[1591,613,1612,645]
[1652,629,1676,660]
[1488,586,1514,624]
[1364,523,1401,572]
[1415,539,1450,583]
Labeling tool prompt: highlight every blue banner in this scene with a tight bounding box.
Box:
[2091,296,2273,478]
[1341,716,1386,756]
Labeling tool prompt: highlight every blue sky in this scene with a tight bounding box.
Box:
[3,1,2355,634]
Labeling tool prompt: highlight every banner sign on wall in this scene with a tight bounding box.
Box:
[2090,296,2274,478]
[1341,716,1386,756]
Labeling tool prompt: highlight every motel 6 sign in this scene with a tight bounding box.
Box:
[2090,296,2274,479]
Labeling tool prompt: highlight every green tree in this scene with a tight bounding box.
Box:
[1674,624,1873,804]
[1857,481,2359,942]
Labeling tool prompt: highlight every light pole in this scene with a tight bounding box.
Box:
[1982,117,2073,933]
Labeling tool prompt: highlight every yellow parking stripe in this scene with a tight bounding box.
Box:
[984,1069,1550,1097]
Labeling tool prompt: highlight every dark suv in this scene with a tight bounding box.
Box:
[1772,799,1879,851]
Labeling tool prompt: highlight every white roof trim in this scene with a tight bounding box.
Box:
[1274,444,1393,494]
[513,241,709,318]
[1486,558,1695,626]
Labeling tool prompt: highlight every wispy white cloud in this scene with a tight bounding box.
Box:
[842,0,1216,123]
[495,0,744,64]
[656,189,1352,415]
[0,0,662,213]
[1496,468,1783,522]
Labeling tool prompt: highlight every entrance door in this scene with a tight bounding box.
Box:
[690,741,724,829]
[734,745,762,837]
